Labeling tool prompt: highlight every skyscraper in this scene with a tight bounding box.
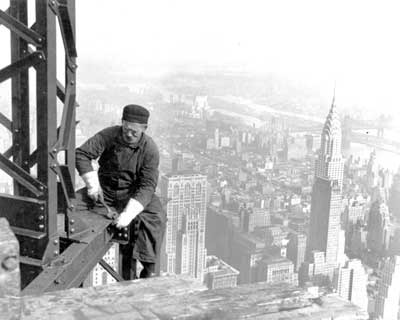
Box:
[160,173,207,281]
[367,198,391,255]
[306,96,344,268]
[334,259,368,311]
[287,231,307,272]
[375,256,400,320]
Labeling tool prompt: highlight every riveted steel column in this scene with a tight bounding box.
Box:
[10,0,30,196]
[35,0,59,264]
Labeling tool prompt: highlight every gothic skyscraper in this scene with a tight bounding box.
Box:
[305,95,345,278]
[160,173,207,281]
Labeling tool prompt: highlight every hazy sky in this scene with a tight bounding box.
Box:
[1,0,400,116]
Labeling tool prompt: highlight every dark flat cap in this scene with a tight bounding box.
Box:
[122,104,150,124]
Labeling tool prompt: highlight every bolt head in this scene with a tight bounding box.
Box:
[39,224,44,229]
[118,233,122,237]
[70,228,75,233]
[53,239,59,245]
[54,251,59,256]
[38,215,44,220]
[1,256,18,271]
[70,219,75,224]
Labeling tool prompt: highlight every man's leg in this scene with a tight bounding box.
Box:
[139,261,155,278]
[119,244,138,280]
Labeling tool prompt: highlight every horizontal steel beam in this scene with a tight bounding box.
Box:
[0,9,43,47]
[0,193,46,232]
[0,153,46,197]
[0,51,44,84]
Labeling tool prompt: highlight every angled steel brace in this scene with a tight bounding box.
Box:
[56,80,66,102]
[49,157,73,209]
[0,112,12,131]
[99,259,124,282]
[28,149,37,168]
[49,0,77,70]
[53,83,75,151]
[0,51,44,84]
[0,9,43,47]
[0,7,10,27]
[3,147,13,159]
[0,153,46,197]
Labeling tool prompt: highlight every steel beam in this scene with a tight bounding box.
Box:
[0,193,46,232]
[35,0,59,265]
[10,0,31,196]
[0,51,43,84]
[22,210,114,294]
[0,8,43,47]
[99,258,124,282]
[0,153,46,197]
[0,112,12,131]
[3,147,13,159]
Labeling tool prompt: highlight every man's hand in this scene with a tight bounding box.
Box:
[116,198,144,229]
[81,171,102,202]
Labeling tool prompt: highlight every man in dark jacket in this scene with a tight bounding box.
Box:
[76,104,166,279]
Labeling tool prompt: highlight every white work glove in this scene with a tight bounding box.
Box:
[116,198,144,229]
[81,171,102,202]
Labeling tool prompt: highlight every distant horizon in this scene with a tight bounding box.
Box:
[1,0,399,118]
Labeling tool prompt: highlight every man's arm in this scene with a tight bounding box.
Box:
[116,139,159,228]
[76,128,111,201]
[76,130,109,175]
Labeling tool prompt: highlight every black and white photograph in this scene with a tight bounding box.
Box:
[0,0,399,319]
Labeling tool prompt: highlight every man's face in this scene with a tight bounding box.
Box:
[121,120,147,144]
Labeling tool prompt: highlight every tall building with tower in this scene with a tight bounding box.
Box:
[160,173,207,281]
[304,96,345,281]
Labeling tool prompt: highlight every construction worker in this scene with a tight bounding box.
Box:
[76,104,166,279]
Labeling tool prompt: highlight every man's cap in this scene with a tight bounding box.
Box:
[122,104,150,124]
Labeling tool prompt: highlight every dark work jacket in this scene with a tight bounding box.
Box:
[76,126,162,214]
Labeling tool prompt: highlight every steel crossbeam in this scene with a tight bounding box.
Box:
[0,51,44,84]
[0,153,46,197]
[0,112,12,131]
[0,9,43,46]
